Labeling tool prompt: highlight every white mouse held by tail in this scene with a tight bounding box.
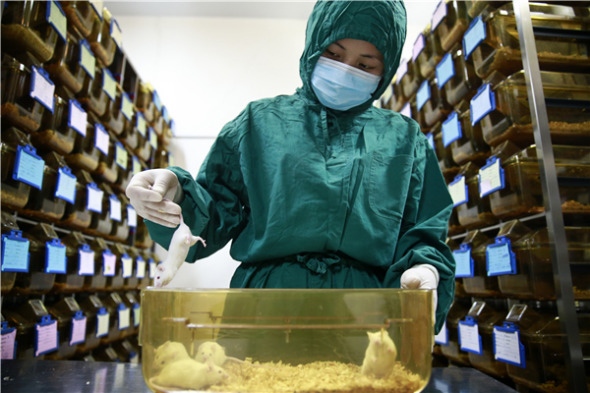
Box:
[361,329,397,378]
[154,213,206,288]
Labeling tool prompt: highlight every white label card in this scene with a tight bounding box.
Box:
[68,99,87,136]
[454,245,474,278]
[459,318,482,354]
[431,1,447,31]
[1,232,30,273]
[136,113,147,137]
[400,102,412,118]
[55,167,77,204]
[121,255,133,278]
[87,183,104,213]
[109,195,122,222]
[1,328,17,359]
[102,69,117,101]
[118,306,130,330]
[14,145,45,190]
[426,133,435,152]
[70,314,87,346]
[136,257,146,278]
[395,59,408,83]
[470,84,495,126]
[78,247,95,276]
[494,325,525,367]
[89,0,103,19]
[487,237,517,276]
[132,156,142,176]
[448,175,468,207]
[103,251,116,276]
[45,240,67,274]
[95,123,110,156]
[479,156,504,197]
[149,127,158,149]
[127,205,137,228]
[115,142,128,169]
[121,93,134,121]
[434,320,448,345]
[412,33,425,61]
[133,304,141,327]
[30,66,55,112]
[47,1,67,42]
[96,310,109,338]
[35,318,58,357]
[79,39,96,79]
[149,260,156,279]
[110,18,123,49]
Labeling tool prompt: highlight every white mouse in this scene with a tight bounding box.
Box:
[150,358,229,390]
[153,340,190,372]
[195,341,228,366]
[154,214,206,288]
[361,329,397,378]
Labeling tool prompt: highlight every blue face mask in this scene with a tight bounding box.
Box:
[311,56,382,111]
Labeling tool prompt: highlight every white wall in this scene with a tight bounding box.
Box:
[115,1,438,289]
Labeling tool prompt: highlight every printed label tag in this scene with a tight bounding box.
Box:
[102,68,117,101]
[426,133,435,152]
[121,254,133,278]
[45,239,67,274]
[149,259,156,279]
[13,145,45,190]
[412,33,425,61]
[463,16,486,60]
[96,309,109,338]
[95,123,110,156]
[470,83,495,126]
[68,99,87,136]
[162,106,170,124]
[136,113,147,137]
[442,111,462,147]
[454,244,474,278]
[89,0,103,19]
[1,231,30,273]
[121,92,134,121]
[459,317,482,355]
[479,156,504,197]
[55,167,77,204]
[153,90,162,111]
[78,246,95,276]
[132,156,142,176]
[79,39,96,79]
[87,183,104,213]
[136,257,146,278]
[431,1,448,31]
[416,80,431,111]
[448,175,468,207]
[1,325,17,360]
[494,323,525,367]
[35,316,58,357]
[434,320,449,345]
[436,52,455,90]
[110,18,123,49]
[118,305,130,330]
[400,102,412,118]
[487,236,517,276]
[133,304,141,327]
[149,127,158,149]
[30,66,55,112]
[109,195,122,222]
[395,59,408,84]
[47,1,67,42]
[127,205,137,228]
[103,250,116,276]
[115,142,128,169]
[70,312,87,346]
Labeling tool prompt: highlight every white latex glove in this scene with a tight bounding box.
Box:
[400,264,440,318]
[125,169,182,228]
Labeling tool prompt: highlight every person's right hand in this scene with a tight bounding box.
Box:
[125,169,182,227]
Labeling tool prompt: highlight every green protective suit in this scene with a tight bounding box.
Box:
[146,0,455,333]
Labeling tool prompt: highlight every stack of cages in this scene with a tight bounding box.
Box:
[380,1,590,391]
[0,1,176,363]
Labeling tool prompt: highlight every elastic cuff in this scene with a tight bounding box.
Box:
[172,184,184,204]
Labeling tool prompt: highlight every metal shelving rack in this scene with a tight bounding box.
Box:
[513,1,588,392]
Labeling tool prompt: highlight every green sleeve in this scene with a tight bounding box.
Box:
[144,124,246,262]
[383,137,455,334]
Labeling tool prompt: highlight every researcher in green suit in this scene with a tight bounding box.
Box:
[127,0,455,334]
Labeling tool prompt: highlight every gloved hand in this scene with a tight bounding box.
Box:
[125,169,182,228]
[400,264,440,317]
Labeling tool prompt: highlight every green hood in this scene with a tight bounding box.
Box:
[299,0,407,113]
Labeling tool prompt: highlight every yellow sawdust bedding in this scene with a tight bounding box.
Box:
[207,361,425,393]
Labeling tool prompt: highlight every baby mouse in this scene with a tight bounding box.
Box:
[361,329,397,378]
[154,213,206,288]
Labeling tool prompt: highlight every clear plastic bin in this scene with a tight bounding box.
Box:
[45,297,84,359]
[467,3,590,80]
[76,65,111,117]
[87,7,117,67]
[439,297,471,366]
[431,1,471,52]
[82,238,109,292]
[500,302,590,392]
[498,227,590,300]
[44,33,91,94]
[106,243,126,291]
[2,299,55,359]
[400,59,422,100]
[93,128,118,185]
[1,128,33,210]
[415,29,444,80]
[432,124,460,183]
[437,44,482,108]
[454,162,497,229]
[61,1,102,38]
[477,70,590,148]
[416,77,452,128]
[136,82,159,124]
[61,169,95,230]
[64,113,102,172]
[101,292,130,343]
[141,288,433,393]
[31,95,78,155]
[85,182,114,238]
[77,294,109,353]
[487,145,590,219]
[110,193,131,243]
[1,1,64,63]
[465,1,509,19]
[446,104,490,166]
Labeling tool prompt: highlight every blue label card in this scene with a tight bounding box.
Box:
[103,250,116,276]
[458,316,483,355]
[118,304,130,330]
[442,112,462,147]
[121,254,133,278]
[170,119,176,136]
[110,18,123,49]
[132,156,142,176]
[431,1,447,31]
[79,39,96,79]
[102,68,117,101]
[153,90,162,111]
[78,245,95,276]
[436,52,455,90]
[470,83,496,126]
[127,205,137,228]
[479,156,505,197]
[395,59,408,84]
[136,112,147,137]
[87,183,104,213]
[115,142,128,169]
[68,99,87,136]
[162,106,170,124]
[1,323,17,360]
[109,195,122,222]
[1,231,30,273]
[13,145,45,190]
[133,304,141,327]
[35,315,58,357]
[494,323,526,368]
[45,239,67,274]
[89,0,103,19]
[416,80,431,111]
[400,102,412,118]
[136,256,145,279]
[94,123,110,156]
[96,308,109,338]
[121,92,134,121]
[149,259,156,279]
[412,33,425,61]
[70,311,87,346]
[487,236,517,276]
[30,66,55,112]
[55,167,77,204]
[46,1,67,42]
[463,16,486,60]
[434,320,449,345]
[149,127,158,149]
[454,244,474,278]
[426,133,435,152]
[448,175,468,207]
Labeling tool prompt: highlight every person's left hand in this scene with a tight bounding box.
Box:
[400,264,439,317]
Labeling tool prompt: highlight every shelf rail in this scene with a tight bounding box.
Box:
[513,1,587,392]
